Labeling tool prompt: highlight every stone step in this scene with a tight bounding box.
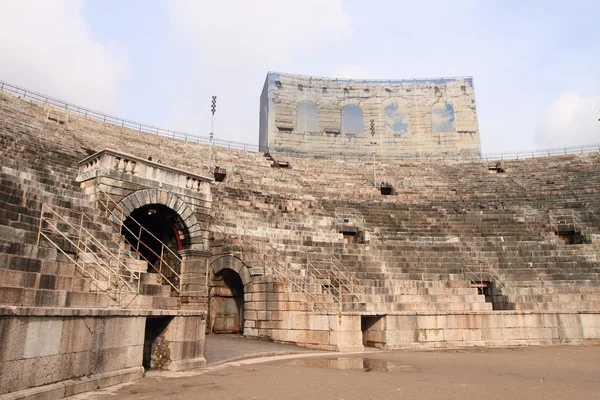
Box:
[0,286,118,308]
[1,268,92,292]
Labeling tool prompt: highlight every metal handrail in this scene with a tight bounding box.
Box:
[95,187,182,293]
[37,204,141,301]
[461,250,505,292]
[334,207,365,230]
[0,80,258,152]
[306,253,365,298]
[268,142,600,163]
[549,209,584,234]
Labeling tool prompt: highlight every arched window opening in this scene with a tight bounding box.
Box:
[296,100,319,133]
[385,104,409,134]
[431,103,456,133]
[341,104,364,134]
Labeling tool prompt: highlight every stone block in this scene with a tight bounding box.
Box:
[244,328,258,337]
[526,327,553,340]
[244,310,257,321]
[415,328,444,342]
[269,311,284,321]
[443,328,464,342]
[271,329,300,343]
[163,316,204,343]
[582,326,600,338]
[96,346,134,372]
[306,325,333,345]
[257,311,268,321]
[168,357,206,371]
[329,330,362,347]
[384,329,414,346]
[0,317,28,362]
[308,314,330,331]
[96,317,144,349]
[168,340,203,363]
[328,314,361,331]
[59,317,96,354]
[447,314,480,330]
[462,328,482,341]
[251,292,267,302]
[502,327,529,341]
[416,315,447,330]
[266,301,286,311]
[23,318,63,359]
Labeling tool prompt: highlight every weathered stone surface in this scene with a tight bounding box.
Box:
[259,72,481,160]
[2,81,600,399]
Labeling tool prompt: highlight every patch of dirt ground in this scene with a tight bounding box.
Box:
[74,346,600,400]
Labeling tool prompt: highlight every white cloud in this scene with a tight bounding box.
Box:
[534,93,600,148]
[332,65,371,80]
[0,1,126,113]
[168,0,351,64]
[164,0,352,143]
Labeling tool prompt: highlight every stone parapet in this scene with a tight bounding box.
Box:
[77,148,212,190]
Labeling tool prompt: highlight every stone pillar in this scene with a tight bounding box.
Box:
[179,248,211,311]
[163,315,207,371]
[328,314,364,352]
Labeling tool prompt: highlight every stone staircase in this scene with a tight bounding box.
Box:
[2,87,600,316]
[0,120,181,311]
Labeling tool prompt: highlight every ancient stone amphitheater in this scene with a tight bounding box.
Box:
[1,81,599,399]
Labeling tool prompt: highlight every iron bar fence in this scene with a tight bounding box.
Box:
[2,79,599,163]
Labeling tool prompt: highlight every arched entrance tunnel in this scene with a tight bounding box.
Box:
[121,204,187,282]
[209,268,245,334]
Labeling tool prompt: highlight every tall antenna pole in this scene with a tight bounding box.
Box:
[208,95,217,173]
[370,119,377,187]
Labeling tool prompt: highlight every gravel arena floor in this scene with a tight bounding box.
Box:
[73,345,600,400]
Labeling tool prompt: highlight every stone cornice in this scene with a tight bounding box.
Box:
[78,148,212,183]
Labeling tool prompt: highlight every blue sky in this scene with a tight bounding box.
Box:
[0,0,598,154]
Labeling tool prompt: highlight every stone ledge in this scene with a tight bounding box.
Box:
[0,366,143,400]
[338,310,600,317]
[0,306,207,318]
[78,149,211,182]
[167,357,207,371]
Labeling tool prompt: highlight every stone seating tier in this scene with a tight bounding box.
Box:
[2,90,600,313]
[0,100,184,311]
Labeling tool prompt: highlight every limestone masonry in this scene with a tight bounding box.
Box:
[0,79,599,400]
[259,72,481,160]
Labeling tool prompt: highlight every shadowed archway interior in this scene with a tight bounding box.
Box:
[209,268,245,334]
[121,204,188,280]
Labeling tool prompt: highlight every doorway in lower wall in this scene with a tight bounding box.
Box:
[143,316,174,370]
[209,268,245,334]
[361,315,384,348]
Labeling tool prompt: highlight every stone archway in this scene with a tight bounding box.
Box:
[208,255,252,334]
[111,188,204,252]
